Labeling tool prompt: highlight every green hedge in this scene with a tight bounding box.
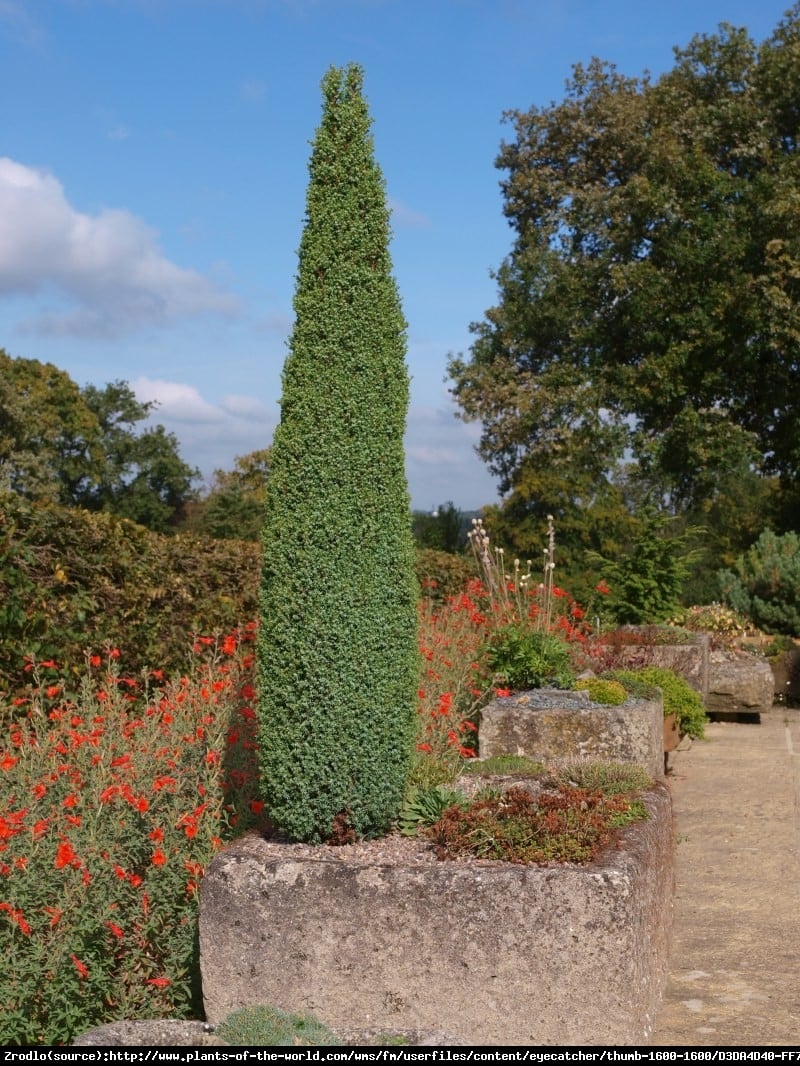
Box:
[0,496,463,703]
[0,494,259,697]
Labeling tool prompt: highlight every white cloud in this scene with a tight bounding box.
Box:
[221,394,272,419]
[388,196,430,229]
[0,157,241,337]
[131,376,278,484]
[132,377,226,423]
[404,400,499,510]
[131,376,496,508]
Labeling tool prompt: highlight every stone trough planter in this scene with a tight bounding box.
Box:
[199,785,674,1047]
[478,688,666,780]
[73,1019,461,1047]
[599,629,711,700]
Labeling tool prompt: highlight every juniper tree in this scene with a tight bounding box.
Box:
[257,64,418,843]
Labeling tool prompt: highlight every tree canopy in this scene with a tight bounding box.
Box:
[0,350,200,532]
[449,8,800,569]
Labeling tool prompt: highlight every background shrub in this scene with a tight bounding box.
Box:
[608,666,707,738]
[718,530,800,636]
[0,494,259,701]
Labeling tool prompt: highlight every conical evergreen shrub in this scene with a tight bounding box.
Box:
[257,64,418,843]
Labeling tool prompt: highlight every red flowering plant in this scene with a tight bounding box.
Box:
[0,627,262,1046]
[413,580,497,785]
[467,516,595,692]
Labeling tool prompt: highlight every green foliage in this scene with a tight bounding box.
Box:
[79,381,201,532]
[217,1005,342,1047]
[464,754,546,776]
[718,530,800,636]
[544,760,652,795]
[414,548,477,602]
[608,667,708,739]
[397,785,466,836]
[411,502,469,553]
[0,351,101,504]
[668,603,752,642]
[0,353,199,532]
[448,10,800,573]
[0,493,259,699]
[257,65,418,843]
[484,625,575,690]
[180,449,272,541]
[587,506,698,624]
[575,678,628,705]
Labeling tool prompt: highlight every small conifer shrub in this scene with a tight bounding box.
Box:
[257,65,418,843]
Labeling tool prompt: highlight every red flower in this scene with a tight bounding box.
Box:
[0,902,31,936]
[151,848,167,867]
[147,977,171,988]
[55,841,79,869]
[106,921,124,940]
[249,800,264,815]
[71,954,89,979]
[152,776,177,792]
[595,580,611,595]
[0,754,18,771]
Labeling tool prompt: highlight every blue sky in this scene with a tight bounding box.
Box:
[1,0,792,510]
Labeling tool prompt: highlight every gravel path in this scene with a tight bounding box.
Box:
[652,706,800,1046]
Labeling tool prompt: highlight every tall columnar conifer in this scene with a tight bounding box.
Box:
[257,64,418,843]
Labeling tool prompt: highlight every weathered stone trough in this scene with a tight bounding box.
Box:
[199,784,674,1046]
[479,688,665,780]
[599,629,710,700]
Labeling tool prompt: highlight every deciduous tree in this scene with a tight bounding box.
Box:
[449,8,800,564]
